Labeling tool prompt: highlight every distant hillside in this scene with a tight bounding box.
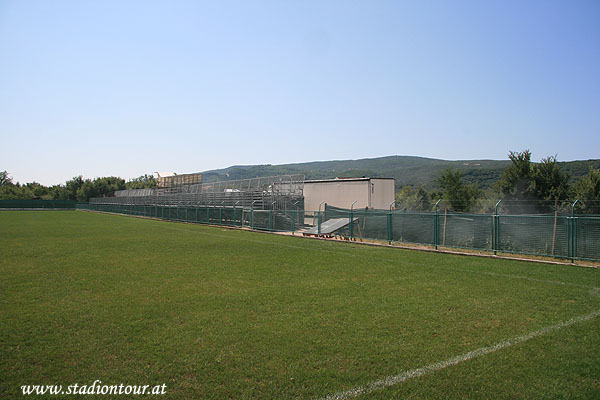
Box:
[201,155,600,190]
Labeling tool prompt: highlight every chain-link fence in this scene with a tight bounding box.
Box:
[79,203,304,233]
[322,204,599,262]
[77,202,600,262]
[0,200,77,209]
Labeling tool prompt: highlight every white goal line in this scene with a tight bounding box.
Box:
[319,309,600,400]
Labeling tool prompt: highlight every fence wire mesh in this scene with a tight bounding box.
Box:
[0,200,77,209]
[76,202,600,262]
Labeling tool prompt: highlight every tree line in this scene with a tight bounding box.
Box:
[396,150,600,214]
[0,173,156,202]
[2,150,599,213]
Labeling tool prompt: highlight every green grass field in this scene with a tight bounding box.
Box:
[1,211,599,399]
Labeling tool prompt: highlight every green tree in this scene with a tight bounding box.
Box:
[531,156,570,212]
[126,174,157,189]
[396,186,431,211]
[437,168,480,212]
[76,177,125,202]
[47,184,71,201]
[497,150,571,213]
[65,176,85,201]
[496,150,536,202]
[413,187,431,211]
[0,183,23,200]
[0,171,13,186]
[22,182,50,199]
[574,167,600,214]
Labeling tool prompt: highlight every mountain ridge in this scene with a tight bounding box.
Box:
[201,155,600,190]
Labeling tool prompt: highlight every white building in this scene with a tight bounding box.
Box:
[303,177,395,213]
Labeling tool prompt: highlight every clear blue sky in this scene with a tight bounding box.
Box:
[1,0,598,185]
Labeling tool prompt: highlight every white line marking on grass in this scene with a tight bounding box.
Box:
[318,309,600,400]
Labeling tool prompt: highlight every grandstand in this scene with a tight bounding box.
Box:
[91,174,305,211]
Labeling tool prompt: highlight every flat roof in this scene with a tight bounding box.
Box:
[304,177,394,184]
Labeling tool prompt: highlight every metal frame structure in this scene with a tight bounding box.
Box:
[91,174,305,211]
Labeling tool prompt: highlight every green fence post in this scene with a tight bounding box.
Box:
[250,208,254,229]
[491,214,495,255]
[567,216,572,261]
[494,200,502,255]
[434,199,441,249]
[317,211,322,235]
[496,214,501,254]
[270,201,277,231]
[234,201,240,227]
[434,213,438,249]
[185,207,188,223]
[350,201,357,240]
[291,209,295,234]
[387,201,394,245]
[317,201,325,236]
[570,200,579,263]
[388,202,395,245]
[573,217,578,262]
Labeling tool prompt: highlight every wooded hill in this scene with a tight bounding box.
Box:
[202,155,600,190]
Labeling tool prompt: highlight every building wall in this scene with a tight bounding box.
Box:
[371,179,396,210]
[303,178,395,212]
[304,180,370,213]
